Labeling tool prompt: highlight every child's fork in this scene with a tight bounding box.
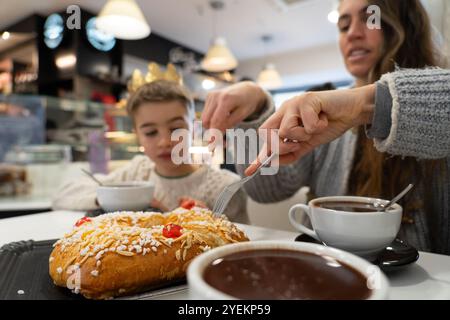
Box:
[212,153,278,216]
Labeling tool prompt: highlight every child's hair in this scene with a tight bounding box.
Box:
[126,80,195,120]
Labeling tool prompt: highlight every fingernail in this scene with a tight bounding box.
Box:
[283,138,300,144]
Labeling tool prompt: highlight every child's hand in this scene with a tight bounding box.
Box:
[150,198,169,212]
[179,197,208,210]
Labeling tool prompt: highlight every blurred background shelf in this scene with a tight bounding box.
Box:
[1,93,139,163]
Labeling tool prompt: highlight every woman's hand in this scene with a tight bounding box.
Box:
[202,81,268,132]
[245,84,376,175]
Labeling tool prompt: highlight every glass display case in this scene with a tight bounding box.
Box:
[0,94,140,163]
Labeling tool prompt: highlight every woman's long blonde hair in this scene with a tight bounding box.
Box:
[348,0,443,211]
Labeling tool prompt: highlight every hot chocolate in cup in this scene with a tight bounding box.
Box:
[288,196,403,260]
[187,241,390,300]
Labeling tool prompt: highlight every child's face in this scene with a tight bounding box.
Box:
[134,100,190,172]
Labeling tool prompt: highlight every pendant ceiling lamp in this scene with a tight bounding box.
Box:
[201,37,238,73]
[257,35,282,90]
[96,0,151,40]
[201,0,238,73]
[257,63,283,90]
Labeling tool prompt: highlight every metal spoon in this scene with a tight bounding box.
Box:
[81,168,104,186]
[373,184,414,211]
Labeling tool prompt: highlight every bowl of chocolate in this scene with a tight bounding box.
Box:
[187,241,389,300]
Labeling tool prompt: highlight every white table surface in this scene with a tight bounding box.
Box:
[0,210,449,300]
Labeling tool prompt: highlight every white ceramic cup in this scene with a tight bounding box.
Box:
[187,241,390,300]
[96,181,155,212]
[288,196,403,260]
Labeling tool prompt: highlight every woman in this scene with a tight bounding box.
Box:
[202,0,449,254]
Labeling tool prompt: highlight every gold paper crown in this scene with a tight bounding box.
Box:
[128,62,183,93]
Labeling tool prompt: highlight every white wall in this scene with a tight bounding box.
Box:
[237,42,352,89]
[421,0,449,65]
[422,0,445,31]
[443,1,450,65]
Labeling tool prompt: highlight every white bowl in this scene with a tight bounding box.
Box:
[187,241,390,300]
[96,181,155,212]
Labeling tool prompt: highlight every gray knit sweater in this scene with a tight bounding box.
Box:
[236,68,450,255]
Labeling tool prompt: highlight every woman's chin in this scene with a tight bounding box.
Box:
[348,66,371,82]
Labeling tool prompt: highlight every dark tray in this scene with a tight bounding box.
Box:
[0,239,187,300]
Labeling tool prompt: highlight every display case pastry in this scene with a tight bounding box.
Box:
[49,207,248,299]
[0,164,30,196]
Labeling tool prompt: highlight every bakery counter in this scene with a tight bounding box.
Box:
[0,194,52,218]
[0,210,449,300]
[0,160,129,219]
[0,162,67,218]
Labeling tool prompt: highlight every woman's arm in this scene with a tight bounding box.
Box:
[246,68,450,175]
[203,82,309,202]
[371,68,450,159]
[228,93,316,203]
[202,81,348,203]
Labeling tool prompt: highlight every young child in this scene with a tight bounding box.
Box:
[52,80,249,223]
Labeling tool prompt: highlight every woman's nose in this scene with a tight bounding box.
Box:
[347,19,366,41]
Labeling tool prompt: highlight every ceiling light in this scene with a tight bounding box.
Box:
[1,32,11,40]
[257,64,283,90]
[96,0,150,40]
[201,37,238,73]
[202,79,216,90]
[257,35,282,90]
[201,0,238,73]
[328,10,339,24]
[55,53,77,69]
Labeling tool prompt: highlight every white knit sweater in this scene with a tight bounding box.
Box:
[52,155,249,223]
